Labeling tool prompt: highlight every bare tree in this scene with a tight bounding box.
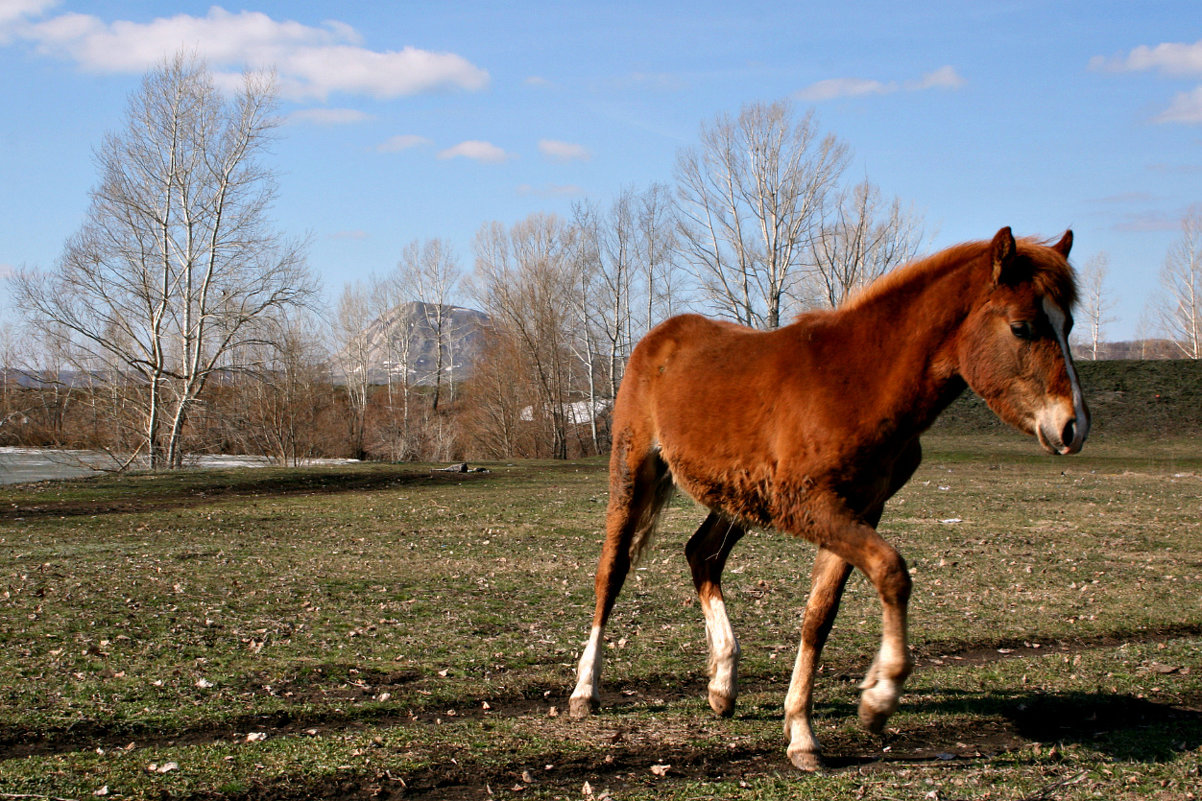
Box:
[572,194,634,402]
[10,53,314,468]
[371,290,422,460]
[565,203,607,453]
[1073,253,1115,360]
[333,280,378,460]
[675,100,848,329]
[458,324,533,459]
[635,182,682,332]
[396,238,463,410]
[470,214,579,459]
[224,310,333,465]
[1158,208,1201,358]
[810,179,925,308]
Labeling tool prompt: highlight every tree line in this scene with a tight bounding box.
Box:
[3,55,1200,468]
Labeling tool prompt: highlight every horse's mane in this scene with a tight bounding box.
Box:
[839,236,1077,314]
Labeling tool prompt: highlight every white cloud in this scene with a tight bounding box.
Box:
[1092,40,1202,124]
[797,76,891,102]
[538,139,590,162]
[525,75,554,88]
[909,65,966,91]
[1156,86,1202,123]
[1091,40,1202,76]
[274,44,489,100]
[438,140,512,163]
[15,6,489,100]
[797,66,965,102]
[287,107,372,125]
[377,134,431,152]
[0,0,55,39]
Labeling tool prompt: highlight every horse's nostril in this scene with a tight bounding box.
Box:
[1062,418,1077,447]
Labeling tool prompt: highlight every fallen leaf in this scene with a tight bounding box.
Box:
[195,678,214,689]
[650,763,670,777]
[246,732,267,742]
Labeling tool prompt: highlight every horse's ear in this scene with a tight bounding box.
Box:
[1053,229,1073,258]
[991,226,1016,284]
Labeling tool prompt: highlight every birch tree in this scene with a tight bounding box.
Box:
[1159,208,1201,359]
[470,214,579,459]
[333,281,377,459]
[565,203,606,453]
[675,100,848,329]
[10,53,314,468]
[810,179,925,308]
[566,185,680,452]
[1073,252,1114,360]
[635,182,681,332]
[396,238,463,410]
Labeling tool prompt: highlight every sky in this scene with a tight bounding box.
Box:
[2,1,1201,341]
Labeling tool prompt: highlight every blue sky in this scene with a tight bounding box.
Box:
[2,1,1201,340]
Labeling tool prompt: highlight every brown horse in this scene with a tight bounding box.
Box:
[569,227,1088,770]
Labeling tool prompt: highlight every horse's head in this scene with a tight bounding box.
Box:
[957,227,1089,455]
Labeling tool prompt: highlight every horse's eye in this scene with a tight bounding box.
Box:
[1010,321,1034,340]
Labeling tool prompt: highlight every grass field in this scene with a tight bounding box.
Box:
[0,432,1199,800]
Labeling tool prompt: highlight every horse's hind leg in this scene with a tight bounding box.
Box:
[569,448,672,719]
[684,513,746,716]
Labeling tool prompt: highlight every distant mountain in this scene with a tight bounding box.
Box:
[341,301,490,386]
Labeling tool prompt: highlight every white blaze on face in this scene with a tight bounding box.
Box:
[1041,297,1089,452]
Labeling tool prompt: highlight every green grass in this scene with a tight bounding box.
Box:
[0,435,1199,799]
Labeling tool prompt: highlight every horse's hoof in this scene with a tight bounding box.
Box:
[857,696,890,735]
[787,748,824,772]
[708,688,737,717]
[568,695,597,720]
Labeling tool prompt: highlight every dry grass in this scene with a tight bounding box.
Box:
[0,435,1198,799]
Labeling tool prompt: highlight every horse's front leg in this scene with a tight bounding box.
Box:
[685,513,746,716]
[855,568,913,736]
[783,546,853,771]
[784,496,914,768]
[832,527,913,736]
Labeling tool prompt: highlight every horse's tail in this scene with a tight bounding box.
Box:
[627,467,675,566]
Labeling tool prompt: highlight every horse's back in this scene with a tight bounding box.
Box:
[614,313,829,479]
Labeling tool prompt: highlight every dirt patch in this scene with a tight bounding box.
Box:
[912,623,1202,669]
[0,468,491,521]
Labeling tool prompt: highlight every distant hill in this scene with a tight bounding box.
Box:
[932,358,1202,439]
[342,301,490,386]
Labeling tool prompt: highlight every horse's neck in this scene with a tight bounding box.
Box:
[828,264,974,436]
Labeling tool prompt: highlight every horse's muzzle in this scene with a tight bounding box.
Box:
[1036,402,1089,455]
